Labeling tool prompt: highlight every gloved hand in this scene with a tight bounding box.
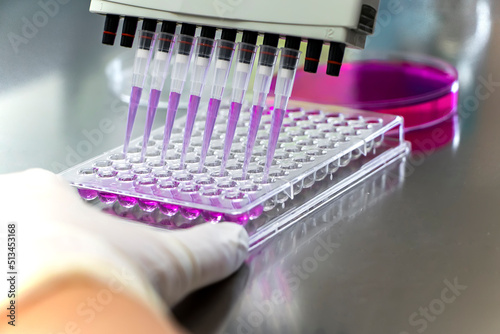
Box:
[0,169,248,332]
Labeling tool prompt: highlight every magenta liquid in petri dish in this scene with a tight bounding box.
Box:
[287,52,459,131]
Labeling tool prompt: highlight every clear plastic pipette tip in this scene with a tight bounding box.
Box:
[180,37,216,168]
[264,48,302,180]
[123,30,156,155]
[220,43,258,174]
[198,39,236,172]
[242,45,279,178]
[159,34,196,164]
[140,32,175,162]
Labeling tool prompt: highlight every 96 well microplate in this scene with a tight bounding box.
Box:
[61,102,409,247]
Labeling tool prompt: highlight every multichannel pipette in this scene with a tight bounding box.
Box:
[123,30,156,154]
[180,35,216,168]
[140,32,175,161]
[264,48,302,179]
[220,42,258,174]
[159,33,196,163]
[242,44,279,177]
[198,36,236,172]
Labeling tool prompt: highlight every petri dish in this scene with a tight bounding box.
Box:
[288,51,459,131]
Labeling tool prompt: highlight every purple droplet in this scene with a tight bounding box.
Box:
[159,203,179,216]
[118,195,138,208]
[98,192,118,204]
[78,188,98,200]
[180,207,201,220]
[138,199,158,212]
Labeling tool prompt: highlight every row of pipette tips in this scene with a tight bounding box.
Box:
[122,30,301,181]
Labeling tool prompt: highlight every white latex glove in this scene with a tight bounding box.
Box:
[0,169,248,314]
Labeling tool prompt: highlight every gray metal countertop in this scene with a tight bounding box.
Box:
[1,1,500,333]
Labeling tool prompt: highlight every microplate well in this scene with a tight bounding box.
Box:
[60,102,410,248]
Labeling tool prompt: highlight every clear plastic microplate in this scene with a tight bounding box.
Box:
[60,101,410,248]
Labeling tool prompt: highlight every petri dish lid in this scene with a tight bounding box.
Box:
[288,51,459,131]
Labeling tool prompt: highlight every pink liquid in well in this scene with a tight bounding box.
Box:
[123,86,143,154]
[242,105,264,177]
[224,213,249,225]
[98,192,118,204]
[264,108,286,178]
[289,62,458,130]
[118,195,138,208]
[181,94,202,167]
[141,88,162,161]
[199,98,221,171]
[138,199,158,212]
[78,188,98,200]
[221,101,243,173]
[180,207,201,220]
[161,91,182,161]
[201,211,224,223]
[159,203,179,216]
[248,205,264,220]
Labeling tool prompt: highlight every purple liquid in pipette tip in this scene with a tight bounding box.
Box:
[123,86,143,154]
[160,91,181,162]
[199,98,221,172]
[180,94,202,168]
[264,108,286,179]
[221,101,243,173]
[141,88,162,161]
[242,105,264,177]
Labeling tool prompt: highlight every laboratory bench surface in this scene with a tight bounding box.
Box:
[1,1,500,333]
